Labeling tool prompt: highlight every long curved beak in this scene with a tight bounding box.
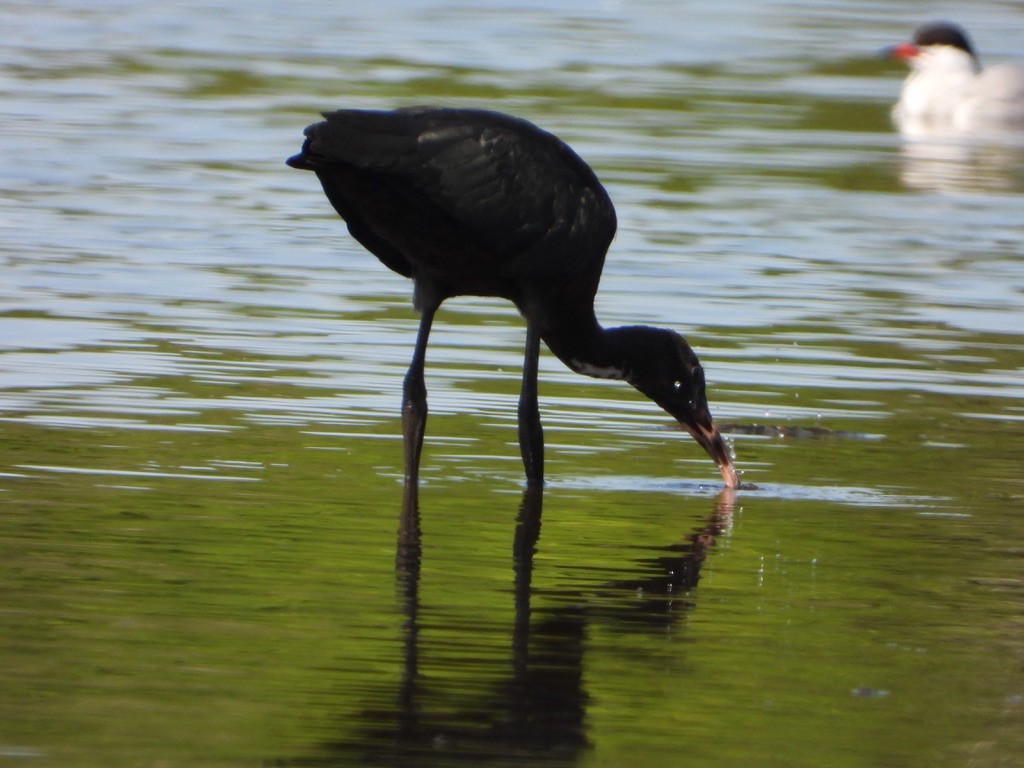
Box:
[682,420,739,489]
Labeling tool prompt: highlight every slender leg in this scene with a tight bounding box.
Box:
[518,324,544,486]
[403,299,439,487]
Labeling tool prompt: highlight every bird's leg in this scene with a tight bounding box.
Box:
[403,300,438,486]
[518,324,544,486]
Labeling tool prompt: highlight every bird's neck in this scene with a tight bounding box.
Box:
[541,313,639,383]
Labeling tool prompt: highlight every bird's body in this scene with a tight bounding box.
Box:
[298,108,613,365]
[287,106,737,489]
[891,22,1024,136]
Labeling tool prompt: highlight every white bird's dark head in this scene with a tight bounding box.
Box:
[891,21,980,74]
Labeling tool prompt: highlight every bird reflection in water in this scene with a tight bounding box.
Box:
[279,489,735,766]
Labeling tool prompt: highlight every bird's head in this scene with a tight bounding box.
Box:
[621,328,738,489]
[889,21,980,74]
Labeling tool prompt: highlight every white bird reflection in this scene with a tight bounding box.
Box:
[897,130,1024,194]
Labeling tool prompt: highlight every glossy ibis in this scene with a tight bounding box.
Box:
[287,106,738,489]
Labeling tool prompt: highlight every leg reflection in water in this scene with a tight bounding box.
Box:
[281,487,735,767]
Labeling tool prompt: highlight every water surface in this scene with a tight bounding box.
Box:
[2,1,1024,766]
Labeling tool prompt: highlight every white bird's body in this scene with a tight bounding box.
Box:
[892,22,1024,136]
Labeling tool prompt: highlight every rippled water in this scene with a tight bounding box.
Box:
[2,1,1024,766]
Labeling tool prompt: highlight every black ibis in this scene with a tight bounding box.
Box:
[287,106,738,489]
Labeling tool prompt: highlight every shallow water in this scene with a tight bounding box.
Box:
[2,1,1024,766]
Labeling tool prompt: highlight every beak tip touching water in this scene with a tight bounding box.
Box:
[683,420,740,489]
[719,459,740,490]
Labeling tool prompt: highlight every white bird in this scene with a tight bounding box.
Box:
[891,21,1024,136]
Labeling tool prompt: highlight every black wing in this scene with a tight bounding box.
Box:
[289,107,617,281]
